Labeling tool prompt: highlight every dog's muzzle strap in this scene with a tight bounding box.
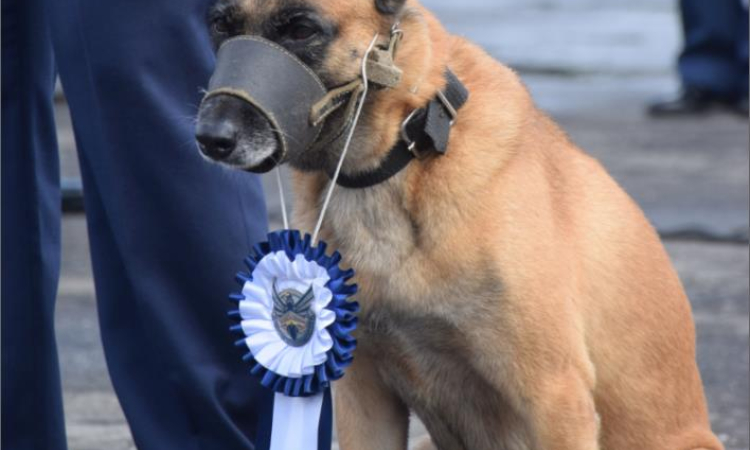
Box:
[309,29,404,133]
[310,80,364,127]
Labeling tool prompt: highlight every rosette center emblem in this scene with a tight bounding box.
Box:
[229,230,359,397]
[271,279,316,347]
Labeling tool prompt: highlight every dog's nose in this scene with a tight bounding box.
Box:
[196,120,237,160]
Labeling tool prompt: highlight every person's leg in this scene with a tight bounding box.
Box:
[678,0,744,97]
[1,0,67,448]
[736,0,748,105]
[650,0,746,115]
[46,0,272,448]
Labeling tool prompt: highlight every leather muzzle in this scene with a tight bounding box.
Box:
[202,30,403,166]
[203,36,328,161]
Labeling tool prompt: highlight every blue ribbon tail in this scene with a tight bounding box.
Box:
[317,388,333,450]
[255,392,275,450]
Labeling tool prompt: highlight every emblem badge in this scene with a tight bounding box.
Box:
[271,278,316,347]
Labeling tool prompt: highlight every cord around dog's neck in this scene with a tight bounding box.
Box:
[274,35,381,241]
[310,35,381,243]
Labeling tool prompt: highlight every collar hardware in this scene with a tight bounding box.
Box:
[329,69,469,189]
[399,109,420,155]
[436,90,458,126]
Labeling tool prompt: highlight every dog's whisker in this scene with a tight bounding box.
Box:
[272,128,303,146]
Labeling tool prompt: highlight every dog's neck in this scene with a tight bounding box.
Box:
[335,5,453,178]
[306,8,473,271]
[293,4,534,277]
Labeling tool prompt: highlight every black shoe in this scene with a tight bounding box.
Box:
[648,87,721,117]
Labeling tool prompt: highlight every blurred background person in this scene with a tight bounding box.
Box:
[650,0,748,116]
[1,0,272,448]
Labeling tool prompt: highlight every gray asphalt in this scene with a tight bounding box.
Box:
[53,0,749,449]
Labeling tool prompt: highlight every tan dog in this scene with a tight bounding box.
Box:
[195,0,723,448]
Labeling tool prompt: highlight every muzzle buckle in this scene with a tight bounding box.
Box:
[364,23,404,88]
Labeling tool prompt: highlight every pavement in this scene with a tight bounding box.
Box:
[53,0,749,449]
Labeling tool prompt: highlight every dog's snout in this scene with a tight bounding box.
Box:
[196,119,238,160]
[195,94,280,172]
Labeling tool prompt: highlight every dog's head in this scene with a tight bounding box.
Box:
[195,0,444,173]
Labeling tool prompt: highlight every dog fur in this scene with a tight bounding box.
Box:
[198,1,723,448]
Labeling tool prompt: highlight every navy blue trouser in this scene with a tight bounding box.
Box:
[1,0,273,447]
[678,0,749,97]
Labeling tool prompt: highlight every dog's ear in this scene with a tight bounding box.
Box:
[375,0,406,15]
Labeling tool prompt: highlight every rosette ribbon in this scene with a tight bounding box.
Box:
[228,230,359,450]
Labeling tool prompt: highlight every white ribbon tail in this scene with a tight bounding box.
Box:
[270,392,325,450]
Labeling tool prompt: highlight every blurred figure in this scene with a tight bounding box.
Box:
[2,0,272,448]
[650,0,748,116]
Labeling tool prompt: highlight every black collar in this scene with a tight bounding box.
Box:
[329,69,469,189]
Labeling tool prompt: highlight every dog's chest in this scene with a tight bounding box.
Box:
[322,184,416,275]
[320,186,522,448]
[361,306,525,450]
[364,306,470,425]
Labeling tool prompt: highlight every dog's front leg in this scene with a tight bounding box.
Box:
[471,314,600,449]
[334,349,409,450]
[522,371,600,450]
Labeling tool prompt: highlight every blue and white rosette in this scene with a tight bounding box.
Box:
[229,230,358,450]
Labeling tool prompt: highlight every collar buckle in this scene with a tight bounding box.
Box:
[400,109,428,159]
[436,90,458,126]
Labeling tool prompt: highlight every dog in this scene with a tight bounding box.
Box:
[195,0,723,448]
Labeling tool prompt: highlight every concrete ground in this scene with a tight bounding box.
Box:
[53,0,749,448]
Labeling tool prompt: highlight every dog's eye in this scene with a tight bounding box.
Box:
[212,19,229,35]
[289,23,317,40]
[279,17,319,41]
